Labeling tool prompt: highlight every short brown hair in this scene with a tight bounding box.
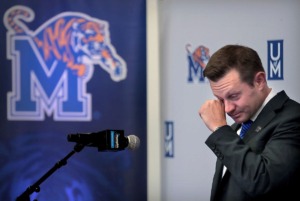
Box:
[203,45,265,86]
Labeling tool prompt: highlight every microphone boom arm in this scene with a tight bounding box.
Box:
[15,143,85,201]
[16,130,140,201]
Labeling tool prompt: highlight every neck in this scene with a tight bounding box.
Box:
[262,86,272,100]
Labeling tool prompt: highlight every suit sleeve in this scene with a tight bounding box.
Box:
[205,117,300,197]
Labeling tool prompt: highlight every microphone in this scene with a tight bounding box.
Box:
[67,129,140,151]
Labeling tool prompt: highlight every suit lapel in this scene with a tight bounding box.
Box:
[243,90,289,142]
[243,112,275,141]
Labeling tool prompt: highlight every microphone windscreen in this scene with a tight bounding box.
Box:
[127,135,140,150]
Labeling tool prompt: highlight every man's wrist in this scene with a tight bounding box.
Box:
[213,125,226,132]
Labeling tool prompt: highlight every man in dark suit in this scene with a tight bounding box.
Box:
[198,45,300,201]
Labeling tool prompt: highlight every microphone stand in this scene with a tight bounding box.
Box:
[16,143,85,201]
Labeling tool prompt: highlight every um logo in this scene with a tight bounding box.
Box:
[268,40,284,80]
[186,44,210,82]
[4,6,127,121]
[165,121,174,158]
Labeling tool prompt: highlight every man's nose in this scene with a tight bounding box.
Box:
[224,100,235,114]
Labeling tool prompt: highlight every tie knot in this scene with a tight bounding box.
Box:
[240,120,253,139]
[243,120,253,127]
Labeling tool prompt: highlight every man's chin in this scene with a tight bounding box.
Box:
[231,116,244,124]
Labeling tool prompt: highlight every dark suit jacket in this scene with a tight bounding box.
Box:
[205,91,300,201]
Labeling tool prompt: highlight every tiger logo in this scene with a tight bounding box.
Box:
[186,44,210,82]
[186,44,210,70]
[4,5,127,82]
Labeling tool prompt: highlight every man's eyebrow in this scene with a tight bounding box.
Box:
[214,95,223,101]
[215,90,240,100]
[226,91,241,98]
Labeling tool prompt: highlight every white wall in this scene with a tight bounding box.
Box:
[148,0,300,200]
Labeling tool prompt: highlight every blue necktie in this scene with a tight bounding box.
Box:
[240,120,253,139]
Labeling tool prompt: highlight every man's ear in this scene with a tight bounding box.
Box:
[254,72,267,89]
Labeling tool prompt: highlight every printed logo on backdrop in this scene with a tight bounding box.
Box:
[165,121,174,158]
[267,40,284,80]
[186,44,210,83]
[4,5,127,121]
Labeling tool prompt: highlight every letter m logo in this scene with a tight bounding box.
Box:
[267,40,284,80]
[4,6,127,121]
[6,36,91,121]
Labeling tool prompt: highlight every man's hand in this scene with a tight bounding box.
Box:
[199,99,227,132]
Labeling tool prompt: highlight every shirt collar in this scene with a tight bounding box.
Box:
[251,88,276,121]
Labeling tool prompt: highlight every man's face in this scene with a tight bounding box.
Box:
[209,69,264,124]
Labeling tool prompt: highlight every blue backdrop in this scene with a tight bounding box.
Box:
[0,1,147,200]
